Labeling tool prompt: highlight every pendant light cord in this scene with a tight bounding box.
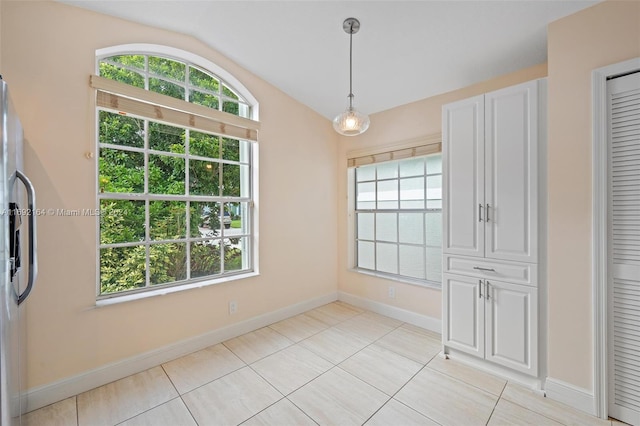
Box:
[348,20,354,109]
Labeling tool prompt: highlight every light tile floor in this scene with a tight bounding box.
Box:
[24,301,617,426]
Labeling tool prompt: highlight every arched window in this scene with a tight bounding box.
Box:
[92,45,259,300]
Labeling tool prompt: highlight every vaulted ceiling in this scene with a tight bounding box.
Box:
[59,0,600,119]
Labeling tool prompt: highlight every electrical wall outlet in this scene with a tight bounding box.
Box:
[388,286,396,299]
[229,300,238,315]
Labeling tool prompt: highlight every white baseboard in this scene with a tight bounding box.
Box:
[545,377,597,416]
[337,291,441,334]
[25,291,338,413]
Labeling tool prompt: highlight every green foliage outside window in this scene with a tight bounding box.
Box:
[97,54,250,296]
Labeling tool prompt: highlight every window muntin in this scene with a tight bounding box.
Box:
[99,54,250,118]
[354,154,442,285]
[97,53,255,298]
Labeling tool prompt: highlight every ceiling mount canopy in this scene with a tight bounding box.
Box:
[333,17,370,137]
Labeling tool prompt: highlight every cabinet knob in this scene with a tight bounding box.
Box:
[479,279,483,298]
[479,204,483,222]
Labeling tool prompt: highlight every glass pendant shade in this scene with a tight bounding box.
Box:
[334,17,369,137]
[333,106,370,136]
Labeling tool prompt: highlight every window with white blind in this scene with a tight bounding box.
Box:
[352,149,443,286]
[93,48,259,299]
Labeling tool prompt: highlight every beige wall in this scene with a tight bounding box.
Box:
[546,0,640,390]
[2,1,338,389]
[4,0,638,399]
[336,63,547,319]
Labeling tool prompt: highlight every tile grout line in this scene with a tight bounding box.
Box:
[484,378,508,426]
[499,386,578,426]
[158,364,201,426]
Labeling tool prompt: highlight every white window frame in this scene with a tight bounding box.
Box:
[347,139,442,289]
[94,45,259,304]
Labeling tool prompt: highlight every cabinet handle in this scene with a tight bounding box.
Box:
[486,281,490,299]
[479,279,483,298]
[486,204,490,222]
[478,204,483,222]
[473,266,496,272]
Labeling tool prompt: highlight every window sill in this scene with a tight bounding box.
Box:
[348,268,442,291]
[95,271,259,307]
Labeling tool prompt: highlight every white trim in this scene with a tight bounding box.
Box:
[337,291,441,333]
[591,57,640,420]
[25,292,337,412]
[95,272,260,307]
[445,348,544,391]
[545,377,597,416]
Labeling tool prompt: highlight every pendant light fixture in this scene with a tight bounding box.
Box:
[333,17,370,136]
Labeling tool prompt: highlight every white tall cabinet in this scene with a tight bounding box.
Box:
[442,79,545,378]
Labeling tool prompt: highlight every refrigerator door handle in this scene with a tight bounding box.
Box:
[15,170,37,305]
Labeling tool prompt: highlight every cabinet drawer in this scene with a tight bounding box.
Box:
[444,255,537,286]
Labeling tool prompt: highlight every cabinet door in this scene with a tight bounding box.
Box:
[443,95,485,258]
[484,280,538,376]
[443,273,484,357]
[484,81,538,263]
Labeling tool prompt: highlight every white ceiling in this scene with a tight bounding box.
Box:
[59,0,599,119]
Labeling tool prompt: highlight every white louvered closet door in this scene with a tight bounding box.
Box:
[608,71,640,426]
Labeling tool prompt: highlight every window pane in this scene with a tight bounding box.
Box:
[149,201,186,241]
[190,90,219,109]
[427,153,442,175]
[358,241,375,270]
[376,243,398,274]
[149,122,185,153]
[377,161,398,180]
[356,165,375,182]
[99,149,144,193]
[225,202,249,234]
[99,111,144,148]
[149,77,185,100]
[426,211,442,247]
[103,55,145,70]
[426,246,442,283]
[377,179,398,209]
[190,131,219,159]
[357,182,375,210]
[99,63,144,88]
[191,202,221,237]
[357,213,374,240]
[189,66,220,92]
[427,175,442,201]
[376,213,397,242]
[399,213,424,244]
[427,199,443,209]
[222,138,241,161]
[149,154,186,195]
[99,199,145,244]
[400,158,425,177]
[191,241,221,278]
[100,245,146,294]
[399,245,425,279]
[224,236,246,272]
[223,100,239,115]
[400,177,425,209]
[150,243,187,285]
[223,84,240,100]
[189,159,219,196]
[149,56,186,82]
[222,164,248,197]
